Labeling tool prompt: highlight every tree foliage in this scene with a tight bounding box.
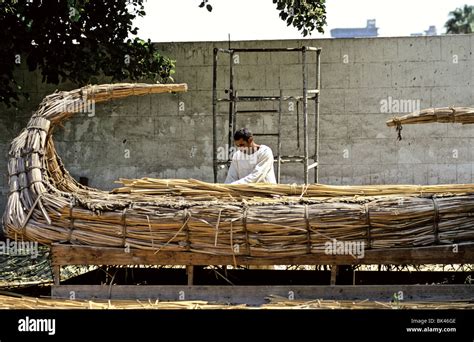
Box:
[0,0,175,108]
[198,0,327,37]
[198,0,213,12]
[1,0,328,108]
[445,4,474,34]
[273,0,326,36]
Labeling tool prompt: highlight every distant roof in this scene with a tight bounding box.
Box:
[330,27,378,38]
[410,25,437,37]
[330,19,379,38]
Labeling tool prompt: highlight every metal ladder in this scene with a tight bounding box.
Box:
[212,46,322,184]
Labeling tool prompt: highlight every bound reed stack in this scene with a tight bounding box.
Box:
[113,177,474,199]
[2,85,474,259]
[7,192,474,256]
[387,107,474,127]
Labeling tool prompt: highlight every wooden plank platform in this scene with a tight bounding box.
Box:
[51,242,474,266]
[51,284,474,304]
[50,243,474,301]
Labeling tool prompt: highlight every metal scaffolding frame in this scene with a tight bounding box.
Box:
[212,46,321,184]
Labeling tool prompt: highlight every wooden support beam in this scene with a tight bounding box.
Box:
[51,243,474,266]
[51,284,474,304]
[53,265,60,286]
[330,265,338,286]
[186,266,194,286]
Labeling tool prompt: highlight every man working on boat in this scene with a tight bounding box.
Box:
[225,128,277,184]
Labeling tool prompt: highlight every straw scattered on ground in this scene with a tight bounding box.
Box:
[0,293,472,310]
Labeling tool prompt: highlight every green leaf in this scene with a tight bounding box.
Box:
[274,0,326,37]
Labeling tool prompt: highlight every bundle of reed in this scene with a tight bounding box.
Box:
[113,177,474,199]
[2,83,474,260]
[386,107,474,127]
[386,106,474,140]
[5,190,474,257]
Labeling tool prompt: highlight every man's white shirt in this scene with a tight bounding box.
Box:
[224,145,277,184]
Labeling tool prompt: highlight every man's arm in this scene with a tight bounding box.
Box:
[231,148,274,184]
[224,159,239,184]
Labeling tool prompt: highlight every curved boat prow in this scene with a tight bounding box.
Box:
[3,83,187,240]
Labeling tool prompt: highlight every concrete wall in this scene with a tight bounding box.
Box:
[1,34,473,218]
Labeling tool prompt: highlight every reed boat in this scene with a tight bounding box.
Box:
[2,83,474,260]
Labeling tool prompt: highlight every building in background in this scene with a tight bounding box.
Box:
[411,25,438,36]
[330,19,378,38]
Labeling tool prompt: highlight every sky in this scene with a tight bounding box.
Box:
[133,0,471,42]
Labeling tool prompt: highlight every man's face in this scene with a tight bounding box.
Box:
[234,138,252,153]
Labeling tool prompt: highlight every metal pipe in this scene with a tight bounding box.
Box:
[277,89,283,183]
[303,46,322,51]
[231,96,281,101]
[228,51,235,153]
[235,109,278,113]
[302,47,308,185]
[217,47,321,53]
[212,48,218,183]
[216,48,233,54]
[218,95,315,102]
[296,100,300,149]
[232,90,237,137]
[314,49,321,183]
[229,47,321,53]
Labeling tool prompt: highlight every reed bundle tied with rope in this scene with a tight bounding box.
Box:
[2,84,474,259]
[387,107,474,127]
[387,106,474,140]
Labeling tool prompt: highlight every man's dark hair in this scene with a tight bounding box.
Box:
[234,128,253,142]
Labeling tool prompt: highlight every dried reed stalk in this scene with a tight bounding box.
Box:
[387,107,474,127]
